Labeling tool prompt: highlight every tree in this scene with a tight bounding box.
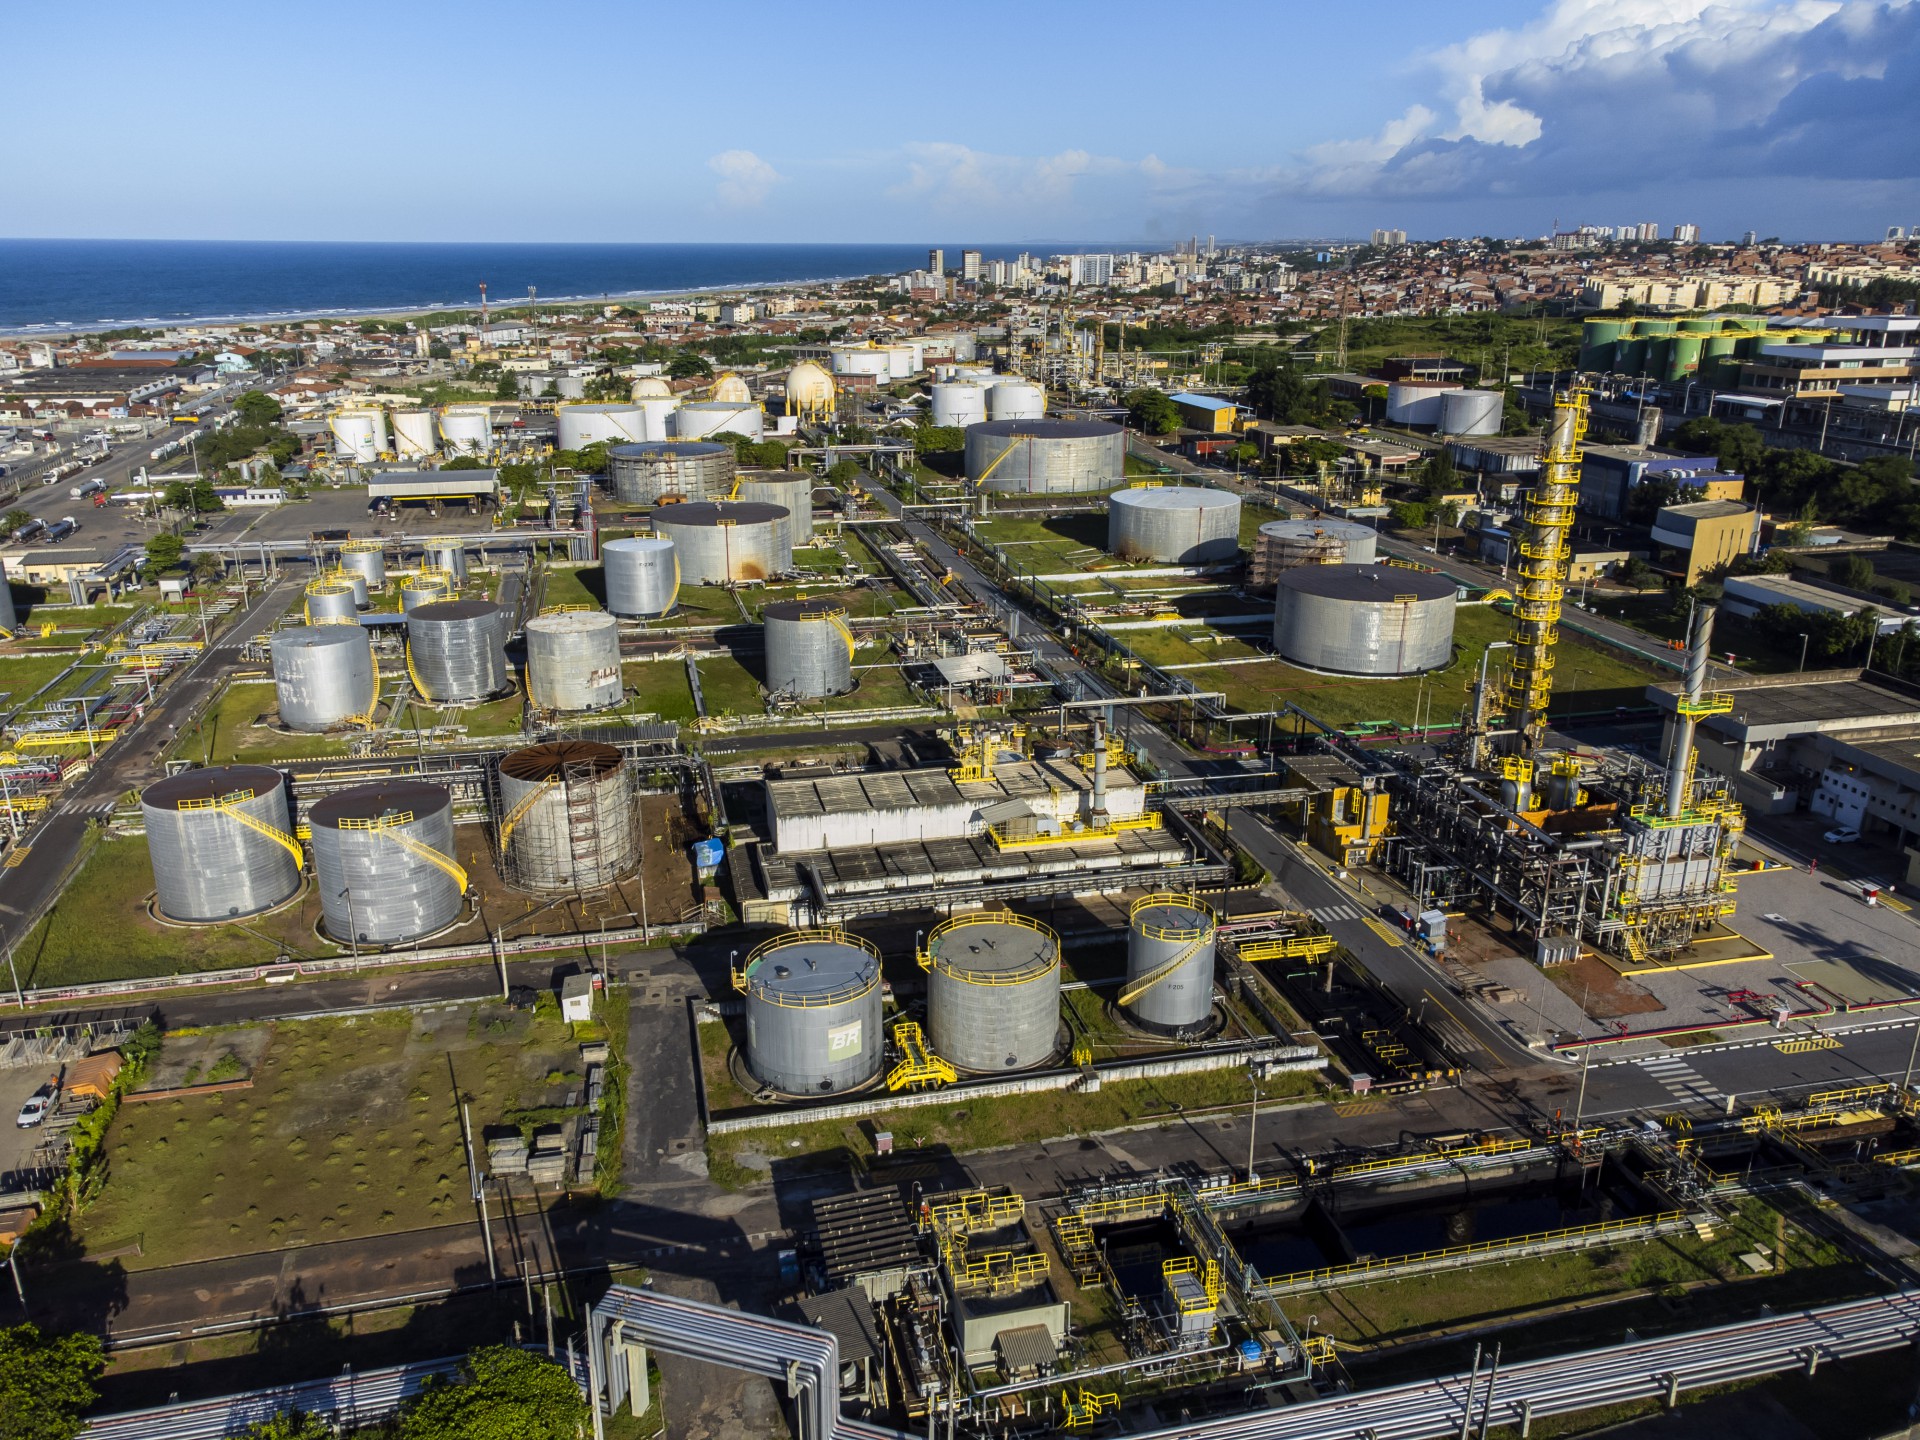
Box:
[0,1322,106,1440]
[826,459,861,484]
[233,390,282,426]
[1835,554,1877,591]
[667,352,712,380]
[442,456,485,472]
[1618,556,1658,591]
[188,479,225,514]
[1421,447,1457,494]
[2,510,30,537]
[190,552,225,584]
[1124,388,1181,436]
[583,373,628,402]
[1244,360,1332,425]
[237,1412,333,1440]
[144,533,185,572]
[493,375,515,400]
[396,1347,588,1440]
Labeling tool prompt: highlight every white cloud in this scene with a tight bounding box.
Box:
[708,149,781,208]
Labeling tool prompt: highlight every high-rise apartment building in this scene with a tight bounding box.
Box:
[1371,228,1407,247]
[1672,223,1700,244]
[1067,253,1114,287]
[928,248,945,275]
[961,250,982,282]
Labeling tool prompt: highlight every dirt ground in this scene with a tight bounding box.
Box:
[140,1027,275,1091]
[1548,951,1669,1019]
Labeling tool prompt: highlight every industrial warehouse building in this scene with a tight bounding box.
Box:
[1648,499,1761,584]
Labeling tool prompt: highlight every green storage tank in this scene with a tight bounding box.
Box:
[1580,320,1627,371]
[1616,338,1647,377]
[1667,335,1704,381]
[1638,319,1679,337]
[1701,335,1739,385]
[1678,317,1715,336]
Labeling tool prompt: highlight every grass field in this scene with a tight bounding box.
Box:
[169,682,350,765]
[974,511,1127,574]
[624,659,698,723]
[539,565,605,610]
[647,584,742,628]
[398,691,527,739]
[696,653,765,716]
[0,650,88,712]
[1112,628,1267,668]
[76,1007,589,1270]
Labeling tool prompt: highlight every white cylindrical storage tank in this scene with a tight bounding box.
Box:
[650,501,790,583]
[407,600,510,702]
[557,403,646,449]
[400,571,454,612]
[328,409,387,463]
[602,537,679,618]
[422,539,468,582]
[986,380,1045,421]
[763,599,853,699]
[439,406,494,457]
[630,375,673,400]
[966,418,1124,494]
[1125,895,1217,1034]
[1107,487,1242,563]
[924,913,1061,1071]
[710,372,752,404]
[737,930,884,1094]
[1438,389,1504,437]
[309,782,464,945]
[672,401,763,441]
[339,540,387,590]
[519,374,554,399]
[390,409,437,460]
[319,569,370,609]
[829,345,891,379]
[272,625,376,731]
[1273,565,1457,675]
[880,344,917,380]
[607,441,735,504]
[734,472,814,543]
[953,364,997,386]
[555,374,587,401]
[930,381,987,428]
[1384,382,1460,427]
[141,766,302,923]
[1251,520,1379,592]
[304,580,359,625]
[634,395,679,441]
[498,741,638,892]
[525,610,622,711]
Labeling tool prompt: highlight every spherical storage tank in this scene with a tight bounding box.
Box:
[309,782,464,945]
[608,441,734,504]
[630,375,673,400]
[1108,486,1241,564]
[672,401,763,441]
[557,403,645,449]
[986,380,1046,421]
[339,540,386,590]
[710,372,752,404]
[525,610,622,711]
[923,912,1061,1071]
[305,580,359,625]
[764,599,853,699]
[1385,382,1460,427]
[650,501,790,583]
[328,408,388,464]
[400,571,453,612]
[498,741,638,892]
[1273,565,1456,676]
[930,381,987,428]
[439,406,493,457]
[407,600,509,702]
[735,472,814,543]
[142,766,302,923]
[390,409,437,460]
[602,536,679,617]
[1438,389,1502,437]
[1126,895,1217,1034]
[739,931,883,1094]
[272,625,376,731]
[784,362,835,420]
[966,418,1124,494]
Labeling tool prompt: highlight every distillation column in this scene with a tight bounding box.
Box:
[1664,603,1720,818]
[1503,391,1587,755]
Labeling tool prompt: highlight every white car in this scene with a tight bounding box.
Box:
[1823,827,1861,845]
[16,1092,51,1128]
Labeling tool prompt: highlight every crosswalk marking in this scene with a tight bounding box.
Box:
[1637,1053,1724,1106]
[1312,903,1363,923]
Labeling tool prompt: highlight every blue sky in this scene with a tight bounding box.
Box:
[10,0,1917,243]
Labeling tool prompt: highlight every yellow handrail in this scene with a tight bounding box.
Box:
[1118,928,1211,1007]
[380,826,469,892]
[217,802,305,869]
[497,774,558,850]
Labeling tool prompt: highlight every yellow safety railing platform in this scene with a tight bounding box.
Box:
[886,1020,956,1091]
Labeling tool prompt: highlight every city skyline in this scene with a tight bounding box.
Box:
[9,0,1918,245]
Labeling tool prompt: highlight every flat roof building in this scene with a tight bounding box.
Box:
[1648,499,1760,584]
[1721,574,1914,634]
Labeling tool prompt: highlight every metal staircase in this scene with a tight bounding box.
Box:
[1117,930,1210,1007]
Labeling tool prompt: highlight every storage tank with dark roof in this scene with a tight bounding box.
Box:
[1272,564,1457,675]
[308,781,464,945]
[141,766,302,923]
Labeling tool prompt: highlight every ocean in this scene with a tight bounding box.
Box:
[0,239,1049,334]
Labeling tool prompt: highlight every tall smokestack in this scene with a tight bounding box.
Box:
[1091,717,1109,825]
[1664,602,1718,818]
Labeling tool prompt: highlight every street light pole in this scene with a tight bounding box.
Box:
[1798,633,1809,673]
[1246,1063,1262,1182]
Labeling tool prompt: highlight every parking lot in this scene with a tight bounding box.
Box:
[0,1065,65,1186]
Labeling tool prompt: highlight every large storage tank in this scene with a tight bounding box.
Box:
[339,540,386,590]
[737,930,884,1094]
[966,418,1124,494]
[400,571,454,612]
[930,381,987,428]
[1438,389,1503,437]
[880,344,918,381]
[650,501,791,583]
[672,401,763,441]
[923,912,1061,1071]
[630,374,673,400]
[309,782,464,945]
[391,409,437,460]
[557,403,646,449]
[1125,894,1217,1034]
[304,579,359,625]
[141,766,302,923]
[829,345,891,379]
[423,539,467,582]
[1273,565,1457,675]
[986,380,1046,421]
[525,610,622,711]
[763,599,853,699]
[602,536,679,617]
[1249,519,1378,591]
[734,473,815,544]
[328,408,388,463]
[710,372,752,404]
[497,740,638,892]
[784,361,835,421]
[407,600,510,702]
[439,406,494,457]
[608,440,734,503]
[1384,382,1460,427]
[555,374,587,401]
[272,625,376,731]
[633,394,679,441]
[322,568,370,610]
[1107,486,1241,563]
